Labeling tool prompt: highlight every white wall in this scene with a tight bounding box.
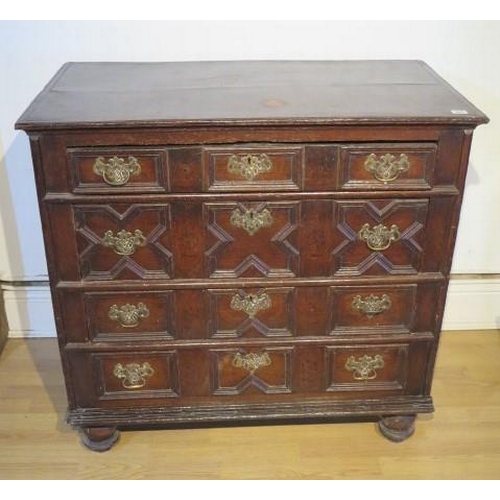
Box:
[1,21,499,334]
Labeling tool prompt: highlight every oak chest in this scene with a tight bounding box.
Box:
[16,61,488,451]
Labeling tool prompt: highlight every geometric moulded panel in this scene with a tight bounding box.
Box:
[210,347,293,395]
[74,203,173,280]
[332,199,428,275]
[204,201,300,278]
[207,288,295,338]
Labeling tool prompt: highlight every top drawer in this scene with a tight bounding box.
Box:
[65,142,437,194]
[203,145,303,192]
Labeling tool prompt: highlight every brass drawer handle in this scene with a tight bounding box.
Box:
[113,362,154,389]
[230,207,273,236]
[93,156,141,186]
[227,153,273,180]
[232,352,272,374]
[364,153,410,183]
[230,292,272,318]
[102,229,146,256]
[108,302,150,327]
[352,294,392,318]
[345,354,384,380]
[358,223,400,251]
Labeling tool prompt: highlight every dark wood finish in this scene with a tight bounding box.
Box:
[45,198,458,281]
[16,61,488,450]
[325,344,409,393]
[338,143,436,191]
[94,351,179,400]
[210,346,293,396]
[83,290,175,342]
[69,397,433,429]
[330,284,419,334]
[204,145,304,192]
[332,198,429,275]
[69,147,168,194]
[16,61,487,130]
[64,339,432,409]
[57,283,440,342]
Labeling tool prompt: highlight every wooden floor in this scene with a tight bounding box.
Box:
[0,332,499,479]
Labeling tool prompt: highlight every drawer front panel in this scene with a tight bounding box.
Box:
[66,340,431,408]
[330,284,417,334]
[204,146,303,191]
[93,351,180,400]
[210,346,293,395]
[58,284,439,343]
[339,143,436,190]
[74,204,173,280]
[48,198,440,281]
[83,291,175,342]
[207,287,295,339]
[326,344,408,392]
[56,141,448,195]
[332,199,429,275]
[69,147,168,193]
[205,201,300,278]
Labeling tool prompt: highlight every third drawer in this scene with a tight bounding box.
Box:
[58,282,443,343]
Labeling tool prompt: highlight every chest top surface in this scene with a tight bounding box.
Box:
[16,60,488,130]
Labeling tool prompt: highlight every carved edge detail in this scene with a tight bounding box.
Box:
[68,397,433,427]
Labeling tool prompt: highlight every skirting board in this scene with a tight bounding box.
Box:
[2,278,500,338]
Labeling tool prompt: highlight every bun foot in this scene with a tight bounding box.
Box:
[80,427,120,452]
[378,415,416,442]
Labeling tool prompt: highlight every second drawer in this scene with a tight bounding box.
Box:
[46,197,457,281]
[59,282,442,343]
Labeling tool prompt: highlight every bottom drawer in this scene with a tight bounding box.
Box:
[65,340,432,408]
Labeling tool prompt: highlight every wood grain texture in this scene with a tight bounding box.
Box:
[15,61,488,130]
[0,333,499,479]
[15,61,489,449]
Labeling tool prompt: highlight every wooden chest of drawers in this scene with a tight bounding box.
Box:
[16,61,488,451]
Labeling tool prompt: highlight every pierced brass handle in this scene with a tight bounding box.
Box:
[93,156,141,186]
[232,352,272,374]
[227,153,273,180]
[364,153,410,183]
[345,354,384,380]
[113,362,154,389]
[108,303,150,327]
[102,229,146,256]
[230,292,272,318]
[358,223,400,251]
[230,207,273,236]
[352,294,392,318]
